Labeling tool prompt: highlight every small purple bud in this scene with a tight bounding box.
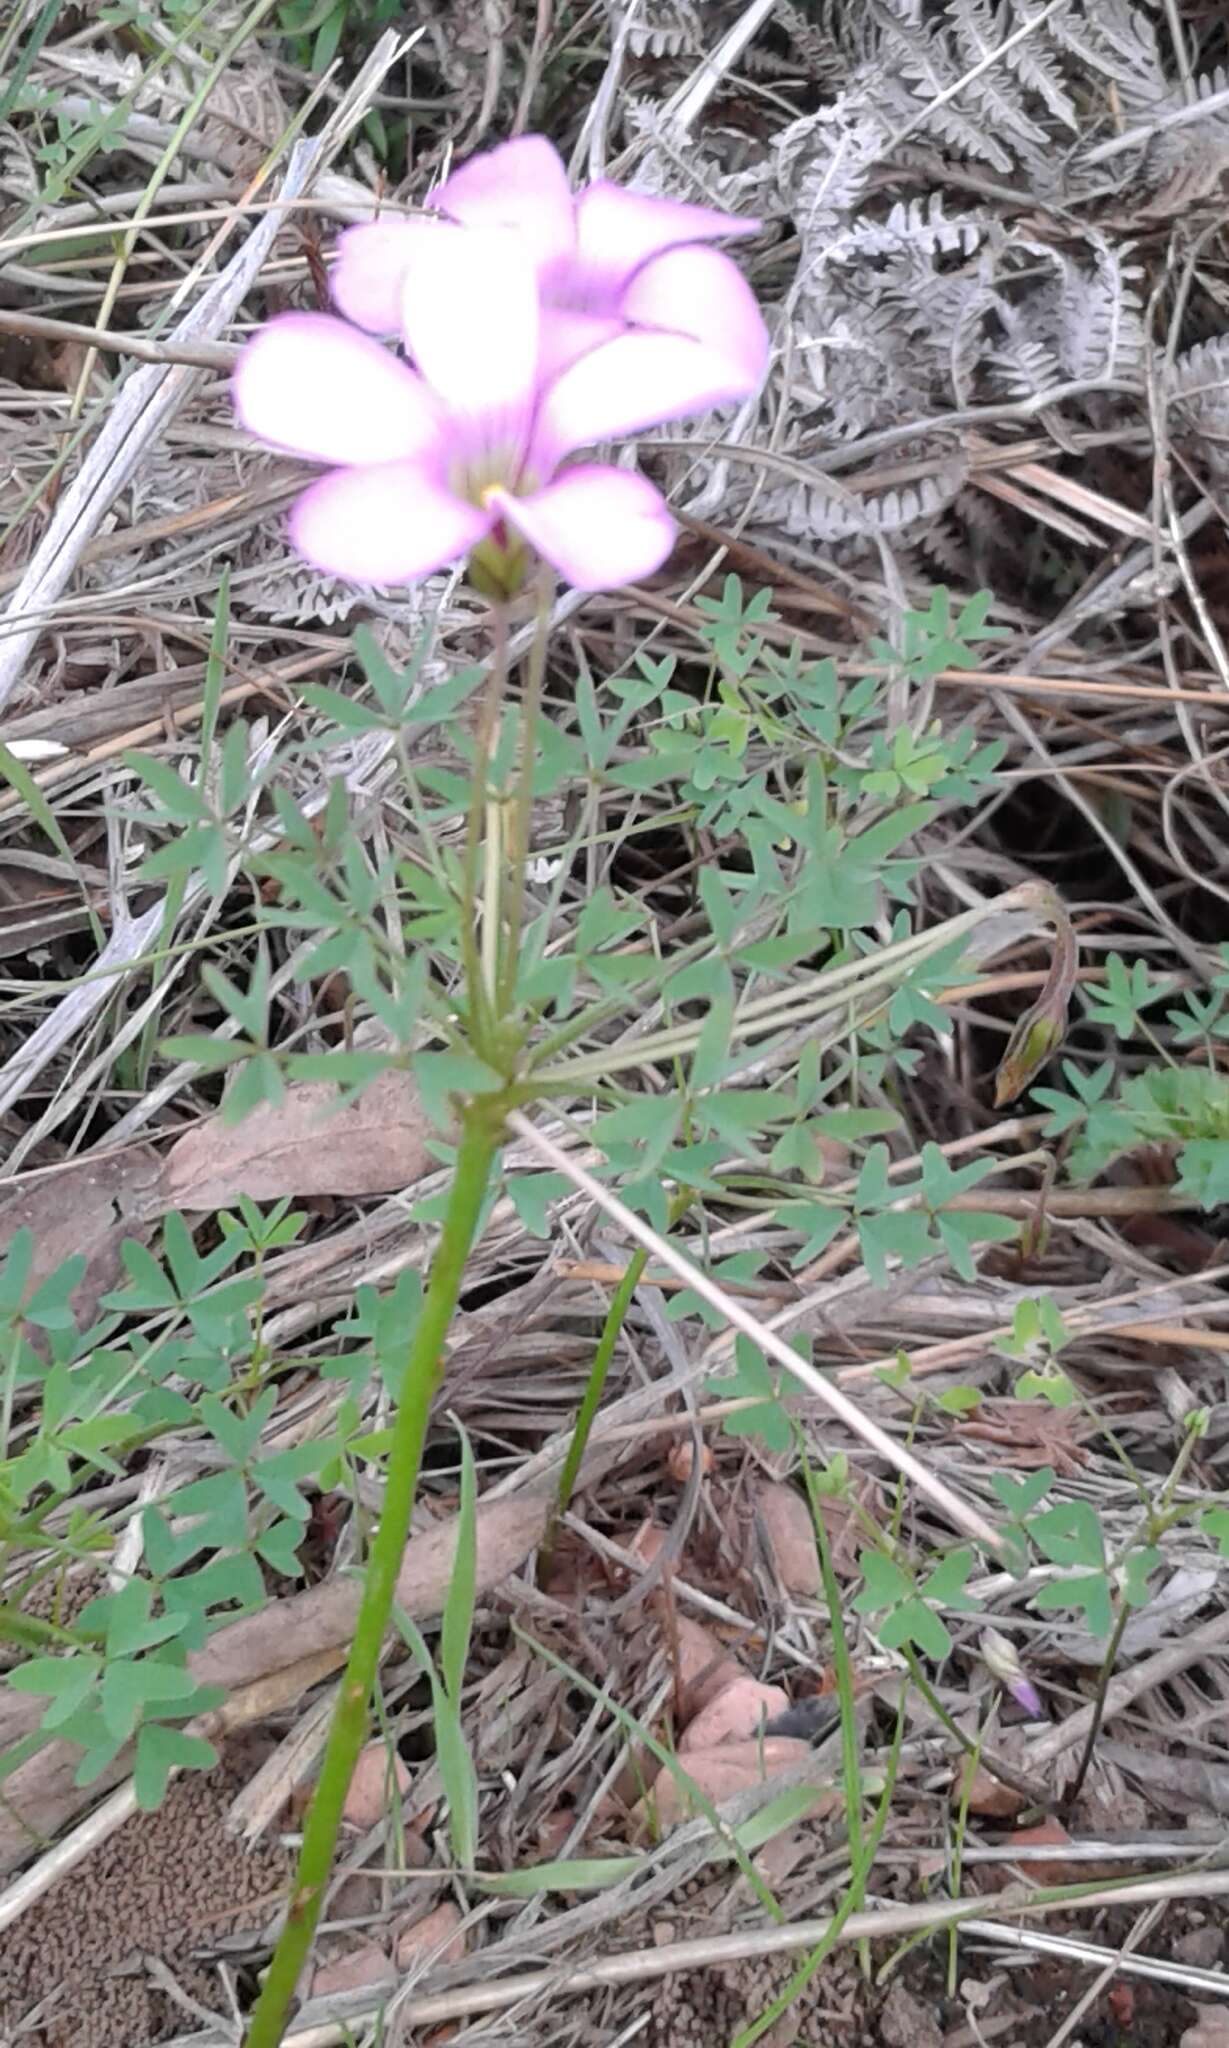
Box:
[982,1627,1043,1718]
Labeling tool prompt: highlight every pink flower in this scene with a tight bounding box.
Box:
[332,134,767,386]
[233,226,761,595]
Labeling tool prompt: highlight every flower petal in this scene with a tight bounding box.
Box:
[622,244,769,383]
[398,227,539,455]
[570,181,760,308]
[533,331,759,468]
[289,462,490,585]
[489,466,674,591]
[538,307,625,381]
[233,313,442,466]
[332,218,431,333]
[433,135,576,280]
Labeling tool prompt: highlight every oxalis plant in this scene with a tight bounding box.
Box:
[5,137,1088,2042]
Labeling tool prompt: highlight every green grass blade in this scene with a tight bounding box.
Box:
[0,742,104,950]
[440,1423,477,1703]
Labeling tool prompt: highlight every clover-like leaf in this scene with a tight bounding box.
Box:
[851,1548,912,1614]
[877,1597,953,1661]
[1034,1571,1114,1638]
[706,1336,794,1454]
[1029,1501,1103,1569]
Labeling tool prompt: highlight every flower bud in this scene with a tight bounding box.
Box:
[981,1626,1042,1718]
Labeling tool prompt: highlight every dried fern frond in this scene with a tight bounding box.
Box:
[606,0,703,61]
[602,0,1229,560]
[879,0,1050,173]
[1143,64,1229,185]
[826,193,988,265]
[1049,0,1167,117]
[619,96,779,215]
[1058,234,1146,382]
[751,453,970,547]
[1167,336,1229,452]
[779,101,888,227]
[747,0,858,90]
[238,528,387,628]
[989,235,1146,396]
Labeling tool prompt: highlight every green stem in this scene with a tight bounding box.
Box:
[1159,1419,1204,1515]
[498,570,552,1016]
[799,1454,865,1972]
[0,1604,93,1652]
[540,1187,690,1573]
[459,607,510,1055]
[242,1099,504,2048]
[901,1648,1045,1810]
[804,1512,859,1808]
[540,1246,648,1580]
[1064,1597,1131,1812]
[948,1715,979,1995]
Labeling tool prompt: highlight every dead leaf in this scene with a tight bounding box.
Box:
[1181,2007,1229,2048]
[605,1610,758,1816]
[626,1518,668,1572]
[880,1982,943,2048]
[0,1146,162,1327]
[667,1439,712,1483]
[955,1397,1091,1477]
[308,1941,393,1999]
[343,1742,410,1831]
[164,1069,435,1211]
[672,1614,746,1717]
[954,1724,1050,1818]
[1141,154,1229,222]
[644,1736,823,1830]
[329,1871,386,1921]
[394,1901,466,1971]
[751,1825,817,1889]
[821,1475,884,1577]
[1174,1927,1224,1970]
[979,1817,1084,1890]
[533,1805,577,1860]
[957,1760,1029,1819]
[754,1481,821,1595]
[680,1678,789,1753]
[754,1475,877,1590]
